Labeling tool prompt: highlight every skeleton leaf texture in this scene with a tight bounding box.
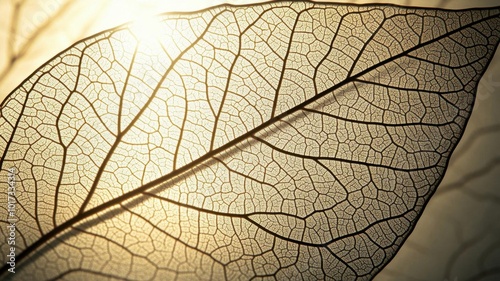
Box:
[1,1,499,280]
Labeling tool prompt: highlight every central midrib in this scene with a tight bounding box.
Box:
[4,7,499,275]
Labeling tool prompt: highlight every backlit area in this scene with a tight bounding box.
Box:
[0,0,499,280]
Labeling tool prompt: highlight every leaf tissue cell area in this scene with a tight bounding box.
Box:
[1,1,499,280]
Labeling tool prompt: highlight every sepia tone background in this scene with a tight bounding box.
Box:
[0,0,499,280]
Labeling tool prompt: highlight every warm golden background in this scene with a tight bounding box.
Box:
[1,0,499,280]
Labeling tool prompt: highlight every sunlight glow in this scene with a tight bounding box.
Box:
[129,17,165,44]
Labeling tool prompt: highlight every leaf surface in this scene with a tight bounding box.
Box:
[1,1,500,280]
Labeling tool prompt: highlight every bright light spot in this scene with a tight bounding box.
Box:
[129,17,164,44]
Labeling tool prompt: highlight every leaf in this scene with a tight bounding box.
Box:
[1,1,499,280]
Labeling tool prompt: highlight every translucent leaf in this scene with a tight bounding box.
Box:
[1,1,499,280]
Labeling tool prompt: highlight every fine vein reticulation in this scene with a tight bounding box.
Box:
[1,1,499,280]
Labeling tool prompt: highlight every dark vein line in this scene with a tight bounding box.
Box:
[117,39,140,134]
[353,78,466,95]
[437,156,500,196]
[252,135,441,172]
[312,9,347,94]
[78,9,231,214]
[302,107,456,127]
[209,11,241,152]
[444,233,484,280]
[172,69,189,170]
[270,8,303,118]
